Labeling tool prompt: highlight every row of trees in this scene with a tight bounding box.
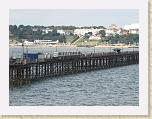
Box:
[10,25,106,32]
[83,30,139,45]
[84,30,106,39]
[9,25,106,43]
[9,25,66,43]
[105,34,139,44]
[10,25,139,44]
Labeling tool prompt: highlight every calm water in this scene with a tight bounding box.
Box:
[9,64,139,106]
[9,47,139,106]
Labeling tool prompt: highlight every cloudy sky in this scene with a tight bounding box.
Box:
[9,9,138,27]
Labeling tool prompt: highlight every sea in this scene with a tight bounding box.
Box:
[9,47,139,106]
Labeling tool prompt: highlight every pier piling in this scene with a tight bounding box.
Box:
[9,51,139,87]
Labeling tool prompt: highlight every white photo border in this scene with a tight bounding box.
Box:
[0,0,148,115]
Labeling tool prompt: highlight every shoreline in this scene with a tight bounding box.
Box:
[95,45,138,48]
[9,44,139,49]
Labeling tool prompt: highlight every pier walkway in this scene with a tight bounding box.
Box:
[9,51,139,86]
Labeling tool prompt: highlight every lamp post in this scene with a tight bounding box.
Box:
[22,39,25,60]
[109,40,111,52]
[76,47,78,52]
[55,45,58,52]
[26,45,28,54]
[122,44,123,52]
[133,42,135,52]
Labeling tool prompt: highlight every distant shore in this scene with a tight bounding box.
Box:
[9,44,77,48]
[95,45,138,48]
[9,44,139,49]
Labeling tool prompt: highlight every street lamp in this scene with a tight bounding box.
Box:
[109,40,111,52]
[94,46,95,54]
[55,45,58,52]
[133,42,135,52]
[76,47,78,52]
[122,44,123,52]
[26,45,28,54]
[22,39,25,60]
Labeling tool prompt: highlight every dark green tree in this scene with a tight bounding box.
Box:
[99,30,106,37]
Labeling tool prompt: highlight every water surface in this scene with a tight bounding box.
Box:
[9,64,139,106]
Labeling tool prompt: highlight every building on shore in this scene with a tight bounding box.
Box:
[105,23,139,36]
[89,35,101,40]
[108,24,119,32]
[42,27,52,34]
[23,40,34,46]
[57,30,65,35]
[34,40,59,45]
[74,28,106,36]
[124,24,139,34]
[105,24,121,36]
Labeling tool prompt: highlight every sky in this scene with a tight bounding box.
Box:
[9,9,138,27]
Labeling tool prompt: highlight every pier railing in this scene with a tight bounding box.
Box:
[9,51,139,86]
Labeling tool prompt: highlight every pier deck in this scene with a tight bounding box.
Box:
[9,51,139,86]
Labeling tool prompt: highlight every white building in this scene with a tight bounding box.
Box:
[109,24,119,32]
[57,30,65,34]
[124,24,139,34]
[42,28,52,34]
[89,35,101,40]
[32,28,38,31]
[16,43,23,46]
[105,24,121,36]
[23,40,34,46]
[74,28,105,36]
[34,40,59,45]
[105,29,115,36]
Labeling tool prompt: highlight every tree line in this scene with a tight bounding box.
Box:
[9,25,67,43]
[105,34,139,44]
[10,25,105,43]
[9,25,139,44]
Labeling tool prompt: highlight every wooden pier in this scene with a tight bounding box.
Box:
[9,51,139,87]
